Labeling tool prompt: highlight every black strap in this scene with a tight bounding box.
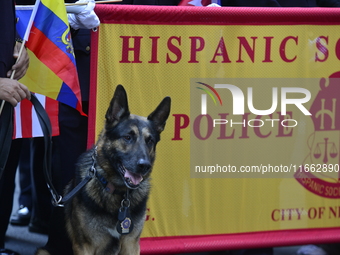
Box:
[61,174,93,203]
[32,94,97,206]
[0,101,13,180]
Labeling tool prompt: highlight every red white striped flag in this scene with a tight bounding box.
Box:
[13,94,59,139]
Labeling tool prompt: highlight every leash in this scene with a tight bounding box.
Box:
[27,95,98,207]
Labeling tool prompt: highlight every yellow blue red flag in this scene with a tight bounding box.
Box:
[17,0,83,115]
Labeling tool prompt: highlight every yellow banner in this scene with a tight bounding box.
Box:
[91,5,340,250]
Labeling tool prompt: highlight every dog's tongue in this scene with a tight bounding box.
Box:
[124,170,143,185]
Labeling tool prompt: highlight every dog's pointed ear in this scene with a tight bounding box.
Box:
[147,97,171,133]
[106,85,130,127]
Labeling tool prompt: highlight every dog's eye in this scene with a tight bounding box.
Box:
[123,135,132,142]
[146,137,154,146]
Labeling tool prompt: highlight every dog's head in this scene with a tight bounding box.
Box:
[96,85,171,190]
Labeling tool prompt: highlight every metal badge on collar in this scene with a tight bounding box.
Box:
[116,192,134,235]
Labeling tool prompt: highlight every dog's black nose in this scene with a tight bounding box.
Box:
[137,159,151,175]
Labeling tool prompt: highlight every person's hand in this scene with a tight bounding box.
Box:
[7,42,30,80]
[68,0,100,30]
[0,78,31,107]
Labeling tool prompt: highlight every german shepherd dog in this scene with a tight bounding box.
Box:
[63,85,170,255]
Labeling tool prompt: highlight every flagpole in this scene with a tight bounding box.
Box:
[0,100,4,115]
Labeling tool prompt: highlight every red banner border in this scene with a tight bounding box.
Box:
[141,227,340,254]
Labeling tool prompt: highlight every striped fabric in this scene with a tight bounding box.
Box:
[13,94,59,139]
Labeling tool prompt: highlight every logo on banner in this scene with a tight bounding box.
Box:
[295,71,340,198]
[195,81,311,135]
[197,82,311,116]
